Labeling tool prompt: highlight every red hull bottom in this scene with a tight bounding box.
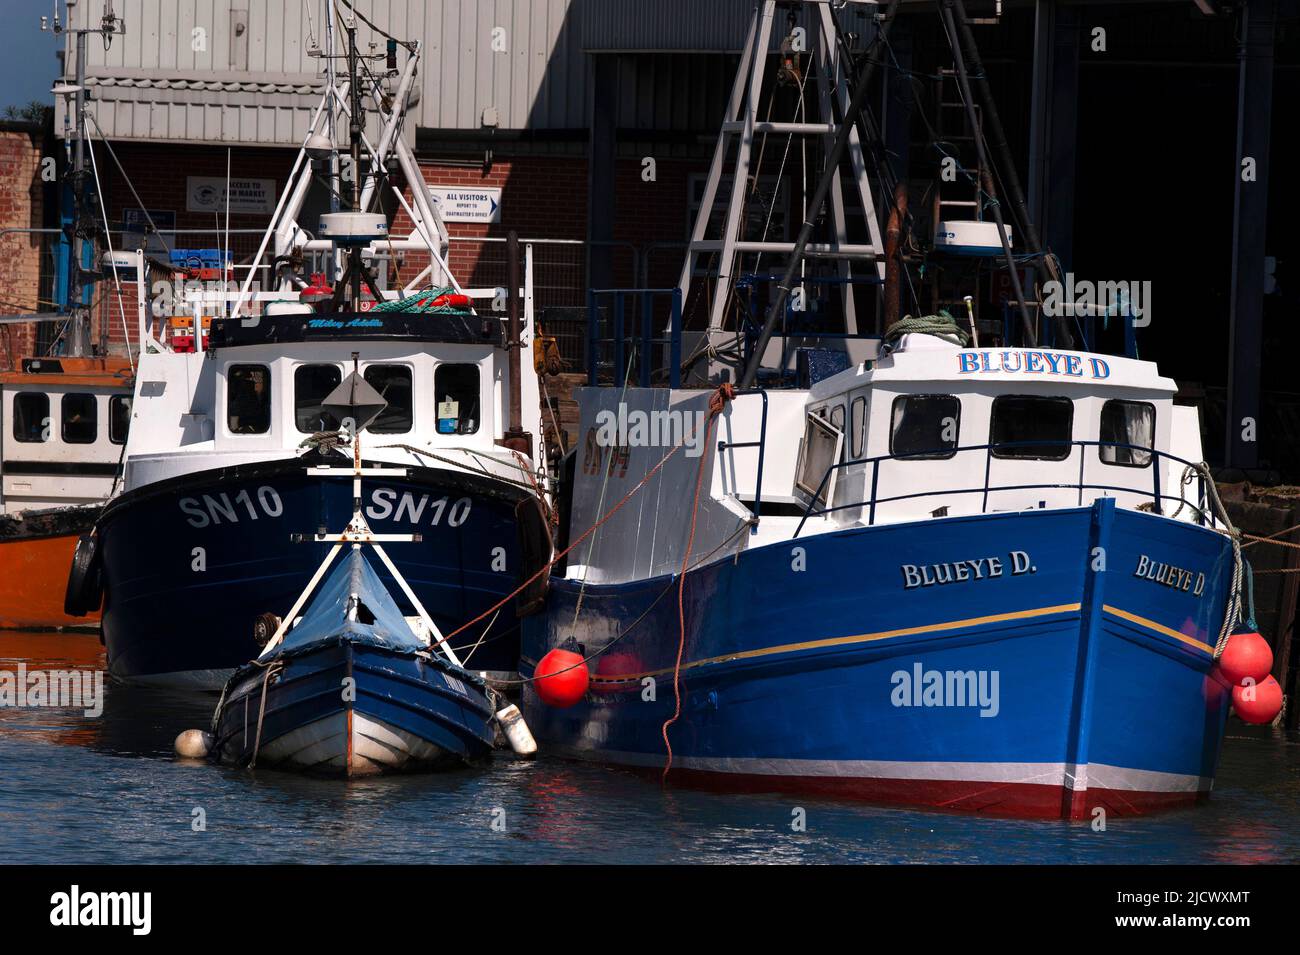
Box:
[623,765,1209,821]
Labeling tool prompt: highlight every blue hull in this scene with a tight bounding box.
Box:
[98,457,531,685]
[521,500,1237,819]
[213,640,494,774]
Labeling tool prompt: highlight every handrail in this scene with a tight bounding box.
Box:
[716,388,768,535]
[792,438,1211,539]
[586,287,682,388]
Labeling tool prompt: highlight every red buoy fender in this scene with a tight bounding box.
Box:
[534,648,589,708]
[1219,630,1273,686]
[1232,675,1283,724]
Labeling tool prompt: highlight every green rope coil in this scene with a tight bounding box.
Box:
[882,310,971,350]
[371,286,475,315]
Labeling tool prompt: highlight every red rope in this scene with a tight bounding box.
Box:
[442,400,707,645]
[661,383,733,782]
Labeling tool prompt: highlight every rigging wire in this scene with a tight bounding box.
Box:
[83,135,134,373]
[82,111,172,257]
[335,0,417,52]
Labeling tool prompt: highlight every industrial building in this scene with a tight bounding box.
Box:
[1,0,1296,474]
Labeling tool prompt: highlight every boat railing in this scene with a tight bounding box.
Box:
[716,388,769,533]
[792,439,1216,539]
[586,287,683,388]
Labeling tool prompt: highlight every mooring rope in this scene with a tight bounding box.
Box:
[485,516,753,690]
[439,384,739,652]
[248,660,283,769]
[1182,463,1245,658]
[660,385,733,782]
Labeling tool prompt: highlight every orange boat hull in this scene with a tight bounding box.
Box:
[0,532,99,630]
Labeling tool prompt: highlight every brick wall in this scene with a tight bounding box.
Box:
[92,142,297,355]
[389,155,703,329]
[0,123,49,369]
[392,158,590,302]
[56,139,707,358]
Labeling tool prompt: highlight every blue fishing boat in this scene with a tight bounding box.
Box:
[212,548,494,775]
[521,344,1244,819]
[203,371,517,774]
[518,0,1254,820]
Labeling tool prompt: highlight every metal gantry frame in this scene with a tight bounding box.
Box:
[677,0,887,375]
[232,35,452,318]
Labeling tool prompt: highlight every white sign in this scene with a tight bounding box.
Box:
[186,177,277,215]
[428,186,501,223]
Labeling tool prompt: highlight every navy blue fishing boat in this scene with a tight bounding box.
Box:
[64,25,552,688]
[212,547,494,775]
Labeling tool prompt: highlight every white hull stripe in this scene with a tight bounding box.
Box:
[554,748,1212,794]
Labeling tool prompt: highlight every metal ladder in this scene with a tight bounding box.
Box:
[677,0,887,382]
[932,67,986,232]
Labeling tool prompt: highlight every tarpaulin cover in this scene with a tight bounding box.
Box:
[276,549,423,654]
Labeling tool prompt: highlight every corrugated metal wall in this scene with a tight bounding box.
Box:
[58,0,593,144]
[55,0,804,145]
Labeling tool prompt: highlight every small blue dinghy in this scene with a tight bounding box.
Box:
[212,548,495,775]
[197,367,534,775]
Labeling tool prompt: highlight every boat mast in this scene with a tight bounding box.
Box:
[345,18,364,306]
[49,2,124,357]
[323,0,340,215]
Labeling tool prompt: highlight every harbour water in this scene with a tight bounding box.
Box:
[2,631,1296,865]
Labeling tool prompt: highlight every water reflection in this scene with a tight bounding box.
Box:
[3,631,1300,864]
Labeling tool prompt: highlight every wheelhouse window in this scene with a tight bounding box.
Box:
[890,394,961,459]
[851,396,866,459]
[109,395,131,445]
[829,403,846,433]
[294,363,342,433]
[795,411,844,505]
[227,364,272,435]
[364,364,413,434]
[990,395,1073,460]
[12,392,48,443]
[1099,399,1154,468]
[62,394,97,444]
[435,363,480,435]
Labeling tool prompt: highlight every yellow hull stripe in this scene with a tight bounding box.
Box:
[586,602,1083,684]
[1102,605,1214,655]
